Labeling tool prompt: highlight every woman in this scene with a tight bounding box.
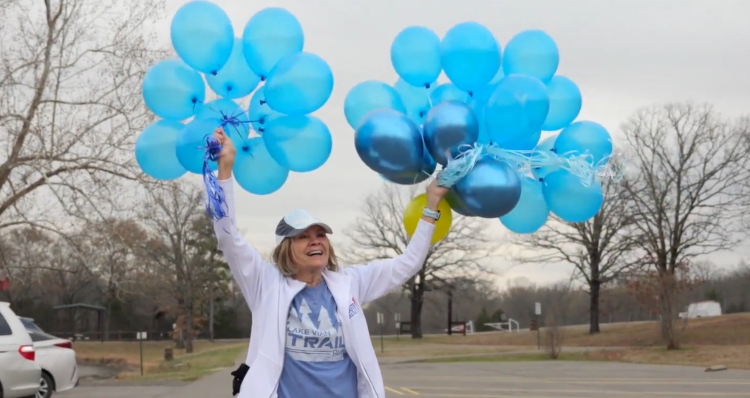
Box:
[211,128,447,398]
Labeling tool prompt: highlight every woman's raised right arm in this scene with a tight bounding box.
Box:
[212,127,273,312]
[214,176,274,312]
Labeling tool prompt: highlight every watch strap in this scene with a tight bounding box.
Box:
[422,207,440,220]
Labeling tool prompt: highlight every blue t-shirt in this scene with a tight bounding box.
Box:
[277,280,358,398]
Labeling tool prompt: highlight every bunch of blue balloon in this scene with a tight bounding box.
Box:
[134,1,335,201]
[348,22,616,235]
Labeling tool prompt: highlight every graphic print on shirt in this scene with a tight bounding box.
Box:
[286,297,346,362]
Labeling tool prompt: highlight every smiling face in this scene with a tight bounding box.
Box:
[290,225,331,271]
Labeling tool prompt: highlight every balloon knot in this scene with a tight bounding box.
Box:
[259,100,266,105]
[260,76,266,81]
[424,83,431,89]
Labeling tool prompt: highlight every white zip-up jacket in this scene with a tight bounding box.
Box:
[213,177,435,398]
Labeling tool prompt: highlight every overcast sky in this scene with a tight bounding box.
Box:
[158,0,750,289]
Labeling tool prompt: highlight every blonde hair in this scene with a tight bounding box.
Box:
[271,238,339,276]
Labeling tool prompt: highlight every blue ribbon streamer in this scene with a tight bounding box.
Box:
[200,108,260,221]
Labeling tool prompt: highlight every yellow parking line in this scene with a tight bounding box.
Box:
[401,387,420,395]
[385,386,405,395]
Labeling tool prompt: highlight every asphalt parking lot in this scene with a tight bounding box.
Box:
[381,361,750,397]
[61,361,750,398]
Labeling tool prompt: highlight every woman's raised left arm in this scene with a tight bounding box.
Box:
[345,178,446,304]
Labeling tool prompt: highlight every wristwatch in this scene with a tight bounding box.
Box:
[422,207,441,220]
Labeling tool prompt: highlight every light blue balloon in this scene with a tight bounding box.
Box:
[234,137,289,195]
[142,59,205,121]
[454,157,521,218]
[430,83,471,105]
[195,98,251,145]
[170,1,234,74]
[440,22,501,93]
[248,86,281,133]
[354,108,423,176]
[135,120,187,180]
[175,118,222,174]
[423,100,479,165]
[263,115,332,172]
[543,170,603,223]
[543,76,583,131]
[206,38,261,99]
[391,26,442,88]
[485,74,549,149]
[344,81,406,129]
[242,7,304,79]
[503,30,559,83]
[554,121,613,165]
[531,134,559,179]
[500,177,549,233]
[265,52,334,116]
[394,78,435,125]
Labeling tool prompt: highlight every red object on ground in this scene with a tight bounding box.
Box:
[0,277,9,291]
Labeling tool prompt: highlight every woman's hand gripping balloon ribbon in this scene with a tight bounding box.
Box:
[203,127,236,221]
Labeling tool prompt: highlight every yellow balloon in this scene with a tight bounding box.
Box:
[403,193,453,244]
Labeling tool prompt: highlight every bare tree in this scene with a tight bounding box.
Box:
[622,102,750,349]
[137,181,227,353]
[0,0,163,237]
[345,183,500,338]
[511,174,640,334]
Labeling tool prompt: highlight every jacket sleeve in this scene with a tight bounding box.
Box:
[213,176,275,312]
[345,219,435,304]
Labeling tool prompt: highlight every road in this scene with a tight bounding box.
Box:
[61,361,750,398]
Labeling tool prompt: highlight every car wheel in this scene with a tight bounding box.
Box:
[36,373,53,398]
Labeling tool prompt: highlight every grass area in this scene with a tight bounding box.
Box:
[427,312,750,347]
[74,340,246,381]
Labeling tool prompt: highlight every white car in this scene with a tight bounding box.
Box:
[18,318,79,398]
[0,302,41,398]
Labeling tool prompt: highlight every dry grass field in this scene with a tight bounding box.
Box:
[74,313,750,381]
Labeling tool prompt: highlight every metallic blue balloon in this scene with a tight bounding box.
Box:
[355,109,423,176]
[445,189,475,216]
[423,100,479,165]
[454,157,522,218]
[381,144,436,185]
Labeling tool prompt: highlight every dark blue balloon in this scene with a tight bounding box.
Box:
[234,137,289,195]
[542,76,582,131]
[423,100,479,165]
[500,177,550,233]
[445,189,475,216]
[381,144,436,185]
[355,109,423,176]
[205,38,261,99]
[263,115,332,172]
[134,120,187,180]
[170,1,234,74]
[485,74,549,149]
[391,26,442,88]
[242,7,304,79]
[344,80,406,129]
[175,118,222,174]
[502,30,559,83]
[142,59,205,121]
[554,121,613,165]
[265,52,334,115]
[542,169,603,223]
[454,157,522,218]
[440,22,501,93]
